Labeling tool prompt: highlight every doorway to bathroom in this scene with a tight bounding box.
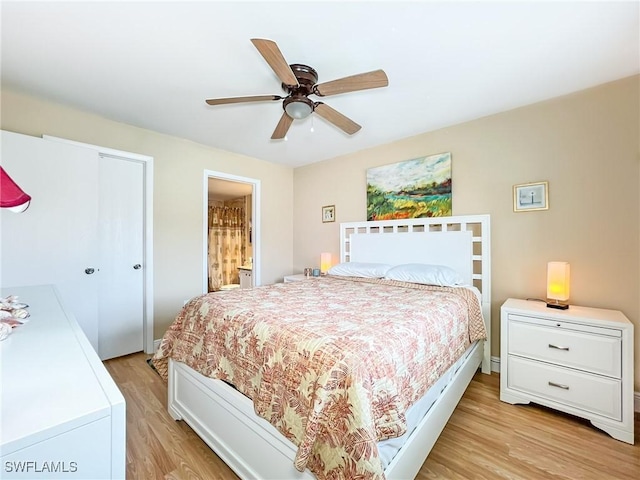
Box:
[203,171,260,294]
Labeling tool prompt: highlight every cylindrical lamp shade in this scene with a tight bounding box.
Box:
[320,252,332,274]
[547,262,570,302]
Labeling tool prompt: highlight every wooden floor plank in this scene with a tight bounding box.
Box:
[105,353,239,480]
[105,353,640,479]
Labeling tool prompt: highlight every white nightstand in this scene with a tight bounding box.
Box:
[283,273,315,282]
[284,273,311,283]
[500,298,634,444]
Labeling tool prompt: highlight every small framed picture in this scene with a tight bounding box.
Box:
[322,205,335,223]
[513,181,549,212]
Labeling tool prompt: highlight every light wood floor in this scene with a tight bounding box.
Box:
[105,353,640,479]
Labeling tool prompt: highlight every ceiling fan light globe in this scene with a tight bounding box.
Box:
[284,100,313,119]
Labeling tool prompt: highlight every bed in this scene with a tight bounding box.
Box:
[153,214,491,479]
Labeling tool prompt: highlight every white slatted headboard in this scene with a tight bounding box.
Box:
[349,231,473,285]
[340,214,492,373]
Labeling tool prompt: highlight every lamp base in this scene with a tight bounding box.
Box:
[546,300,569,310]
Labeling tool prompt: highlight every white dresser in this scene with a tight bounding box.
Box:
[0,285,126,479]
[500,298,634,444]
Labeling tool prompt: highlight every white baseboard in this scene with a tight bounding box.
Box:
[491,356,500,373]
[490,356,640,413]
[153,339,161,352]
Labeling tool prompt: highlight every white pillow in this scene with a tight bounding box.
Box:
[385,263,464,286]
[327,262,392,278]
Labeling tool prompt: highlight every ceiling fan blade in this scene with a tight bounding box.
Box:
[314,69,389,97]
[314,103,361,135]
[205,95,281,106]
[271,111,294,139]
[251,38,299,87]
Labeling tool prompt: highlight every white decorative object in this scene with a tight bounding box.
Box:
[500,298,634,444]
[168,214,491,479]
[0,294,31,334]
[0,285,126,477]
[0,322,11,341]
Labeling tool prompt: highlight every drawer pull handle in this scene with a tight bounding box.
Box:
[548,381,570,390]
[548,344,569,351]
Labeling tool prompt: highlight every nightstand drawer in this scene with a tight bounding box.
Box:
[507,356,622,421]
[508,319,621,378]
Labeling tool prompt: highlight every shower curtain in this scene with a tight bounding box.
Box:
[208,205,245,292]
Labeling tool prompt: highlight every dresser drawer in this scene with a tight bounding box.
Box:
[507,356,622,421]
[508,319,621,378]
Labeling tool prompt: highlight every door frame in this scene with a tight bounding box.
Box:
[43,135,155,354]
[203,170,261,293]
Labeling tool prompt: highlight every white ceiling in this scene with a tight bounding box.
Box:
[2,1,638,168]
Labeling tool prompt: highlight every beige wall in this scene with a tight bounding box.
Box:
[293,76,640,389]
[1,89,294,339]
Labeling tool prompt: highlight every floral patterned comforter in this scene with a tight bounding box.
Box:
[152,276,486,479]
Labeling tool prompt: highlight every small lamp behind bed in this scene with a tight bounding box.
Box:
[546,261,570,309]
[320,252,332,275]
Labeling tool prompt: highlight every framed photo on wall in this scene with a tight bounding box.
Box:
[513,181,549,212]
[322,205,335,223]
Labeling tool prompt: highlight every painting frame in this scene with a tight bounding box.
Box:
[513,181,549,212]
[366,152,452,221]
[322,205,335,223]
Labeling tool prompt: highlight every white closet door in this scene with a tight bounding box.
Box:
[97,156,144,360]
[0,130,100,349]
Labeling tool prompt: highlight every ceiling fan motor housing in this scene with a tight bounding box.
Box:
[284,64,318,90]
[282,64,318,118]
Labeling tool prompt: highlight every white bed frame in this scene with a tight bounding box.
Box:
[168,214,491,479]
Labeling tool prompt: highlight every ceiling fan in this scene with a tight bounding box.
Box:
[205,39,389,140]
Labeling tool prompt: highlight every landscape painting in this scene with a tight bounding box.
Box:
[367,152,452,220]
